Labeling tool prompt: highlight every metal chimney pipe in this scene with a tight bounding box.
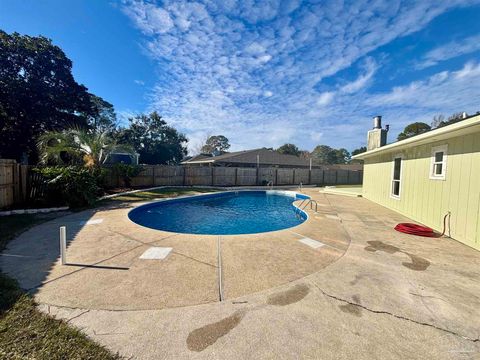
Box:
[373,116,382,129]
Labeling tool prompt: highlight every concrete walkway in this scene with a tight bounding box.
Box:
[2,189,479,359]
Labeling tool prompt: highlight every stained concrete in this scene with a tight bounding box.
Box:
[2,189,480,359]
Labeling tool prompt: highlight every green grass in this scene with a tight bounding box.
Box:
[0,213,120,360]
[104,186,222,203]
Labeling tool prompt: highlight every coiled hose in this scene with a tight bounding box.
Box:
[394,212,451,238]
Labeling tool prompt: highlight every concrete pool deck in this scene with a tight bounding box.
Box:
[1,188,479,359]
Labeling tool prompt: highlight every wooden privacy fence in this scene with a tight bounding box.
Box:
[105,165,363,189]
[0,159,363,209]
[0,159,31,209]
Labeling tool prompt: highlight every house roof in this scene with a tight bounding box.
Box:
[182,148,312,167]
[352,113,480,160]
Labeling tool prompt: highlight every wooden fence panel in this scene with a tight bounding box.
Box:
[213,167,236,186]
[310,169,324,184]
[153,166,184,186]
[236,168,257,186]
[258,168,276,185]
[276,168,294,185]
[323,170,337,184]
[0,159,15,208]
[293,169,309,184]
[185,167,212,186]
[130,166,154,187]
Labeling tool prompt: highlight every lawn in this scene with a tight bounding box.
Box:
[0,187,220,359]
[104,186,222,202]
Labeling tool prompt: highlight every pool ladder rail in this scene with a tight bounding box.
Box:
[295,198,318,219]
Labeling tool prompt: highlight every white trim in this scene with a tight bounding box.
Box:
[352,114,480,160]
[429,144,448,181]
[390,153,403,200]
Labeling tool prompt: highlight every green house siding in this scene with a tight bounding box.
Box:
[363,131,480,251]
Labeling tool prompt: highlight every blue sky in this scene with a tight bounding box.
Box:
[1,1,480,154]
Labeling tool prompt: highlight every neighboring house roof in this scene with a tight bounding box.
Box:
[182,148,312,167]
[183,154,212,162]
[182,148,364,170]
[352,113,480,160]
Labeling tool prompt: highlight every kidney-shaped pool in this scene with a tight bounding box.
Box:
[128,190,309,235]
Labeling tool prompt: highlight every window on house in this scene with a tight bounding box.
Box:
[391,156,402,198]
[430,145,447,180]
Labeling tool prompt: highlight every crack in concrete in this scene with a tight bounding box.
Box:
[312,283,479,343]
[66,309,90,323]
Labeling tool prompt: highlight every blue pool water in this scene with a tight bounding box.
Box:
[128,190,309,235]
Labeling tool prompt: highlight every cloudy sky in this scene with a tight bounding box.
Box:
[2,0,480,153]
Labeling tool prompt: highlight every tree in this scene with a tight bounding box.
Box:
[0,30,100,162]
[116,112,187,165]
[351,146,367,156]
[277,143,300,156]
[431,112,465,129]
[311,145,350,164]
[298,150,311,159]
[38,128,133,168]
[201,135,230,155]
[87,94,117,133]
[397,122,431,141]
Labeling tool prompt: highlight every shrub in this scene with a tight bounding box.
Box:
[34,166,102,208]
[110,164,143,188]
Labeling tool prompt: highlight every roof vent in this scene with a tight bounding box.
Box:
[462,112,468,119]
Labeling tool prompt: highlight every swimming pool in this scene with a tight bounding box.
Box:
[128,190,309,235]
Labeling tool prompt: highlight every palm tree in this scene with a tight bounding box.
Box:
[38,128,135,168]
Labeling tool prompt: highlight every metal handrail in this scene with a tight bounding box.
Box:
[300,199,318,213]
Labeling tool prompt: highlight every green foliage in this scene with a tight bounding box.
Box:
[115,112,188,165]
[0,30,111,162]
[276,143,300,156]
[35,166,103,208]
[201,135,231,155]
[110,164,143,188]
[38,128,134,168]
[311,145,351,164]
[397,122,431,141]
[351,146,367,156]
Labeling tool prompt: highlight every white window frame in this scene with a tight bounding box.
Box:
[390,153,403,200]
[429,144,448,181]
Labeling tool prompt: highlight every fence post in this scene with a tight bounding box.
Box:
[293,169,296,185]
[13,163,20,203]
[21,165,28,202]
[322,169,325,186]
[347,170,350,184]
[211,167,215,186]
[59,226,67,265]
[234,168,238,186]
[335,170,338,185]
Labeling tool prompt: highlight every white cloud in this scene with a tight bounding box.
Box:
[121,0,479,152]
[340,58,378,94]
[317,92,334,106]
[417,34,480,69]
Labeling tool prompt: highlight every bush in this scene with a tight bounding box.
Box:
[34,166,102,208]
[110,164,143,188]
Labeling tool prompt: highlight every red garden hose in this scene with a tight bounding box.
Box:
[394,212,450,238]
